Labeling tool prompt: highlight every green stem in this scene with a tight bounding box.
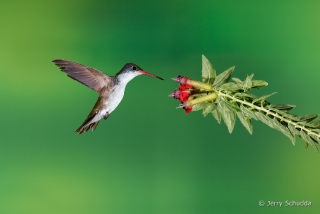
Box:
[213,89,320,139]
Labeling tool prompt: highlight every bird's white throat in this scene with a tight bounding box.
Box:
[117,72,141,86]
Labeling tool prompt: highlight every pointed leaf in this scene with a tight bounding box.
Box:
[217,98,236,133]
[224,100,240,112]
[219,82,242,91]
[255,112,275,129]
[202,103,217,117]
[288,124,299,135]
[240,104,257,120]
[302,139,309,149]
[271,118,295,144]
[192,103,206,112]
[234,92,257,100]
[269,109,300,121]
[212,109,221,124]
[236,112,253,135]
[201,55,216,84]
[297,114,318,122]
[267,104,296,111]
[299,131,319,152]
[310,135,320,144]
[252,92,277,104]
[252,80,268,88]
[288,125,298,145]
[309,120,320,128]
[232,78,243,85]
[213,66,235,88]
[243,74,254,91]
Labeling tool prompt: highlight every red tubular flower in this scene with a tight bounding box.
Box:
[171,75,217,114]
[179,91,190,102]
[184,105,193,114]
[169,90,190,102]
[179,103,193,114]
[178,84,193,91]
[169,83,193,102]
[171,75,214,114]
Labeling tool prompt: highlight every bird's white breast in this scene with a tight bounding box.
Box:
[105,84,126,114]
[104,71,141,114]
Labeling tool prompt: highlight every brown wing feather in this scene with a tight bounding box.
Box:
[52,59,111,93]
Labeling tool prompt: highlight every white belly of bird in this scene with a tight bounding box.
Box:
[105,84,125,114]
[88,87,125,125]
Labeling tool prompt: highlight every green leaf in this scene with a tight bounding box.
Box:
[232,78,243,85]
[255,112,274,129]
[288,124,299,135]
[236,112,253,134]
[297,114,318,122]
[271,118,295,145]
[243,74,254,92]
[255,112,295,144]
[213,66,235,88]
[252,80,268,88]
[234,92,257,100]
[224,100,240,112]
[201,55,216,84]
[288,125,298,145]
[268,108,300,121]
[302,139,309,149]
[240,104,257,120]
[309,120,320,128]
[299,131,319,152]
[252,92,277,105]
[219,82,242,91]
[310,135,320,144]
[217,98,236,133]
[192,103,206,112]
[202,103,217,117]
[267,104,296,111]
[212,109,221,124]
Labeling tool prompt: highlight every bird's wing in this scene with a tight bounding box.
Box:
[53,59,112,94]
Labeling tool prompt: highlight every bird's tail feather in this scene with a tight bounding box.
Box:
[75,108,99,134]
[76,121,100,134]
[75,96,109,134]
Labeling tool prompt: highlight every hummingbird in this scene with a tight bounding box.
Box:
[52,59,163,134]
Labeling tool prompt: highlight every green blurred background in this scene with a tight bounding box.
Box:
[1,0,320,213]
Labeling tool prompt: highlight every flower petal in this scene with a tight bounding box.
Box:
[179,84,193,91]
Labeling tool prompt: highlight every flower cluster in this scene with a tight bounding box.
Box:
[169,75,217,114]
[169,76,194,113]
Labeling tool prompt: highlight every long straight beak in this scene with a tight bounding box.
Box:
[140,71,164,80]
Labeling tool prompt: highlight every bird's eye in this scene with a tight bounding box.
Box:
[132,66,137,71]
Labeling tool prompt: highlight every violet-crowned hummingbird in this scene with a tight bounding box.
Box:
[53,59,163,134]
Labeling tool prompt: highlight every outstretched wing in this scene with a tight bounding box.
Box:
[53,59,112,93]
